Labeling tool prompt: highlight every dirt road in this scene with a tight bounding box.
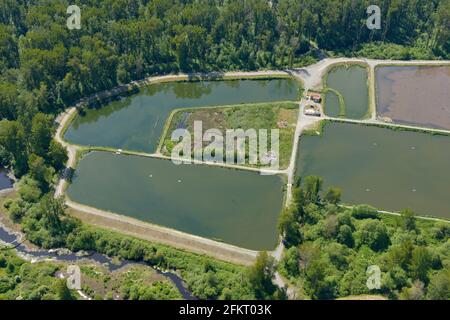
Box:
[54,107,78,197]
[67,199,258,266]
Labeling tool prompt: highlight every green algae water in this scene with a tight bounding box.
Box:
[67,151,284,250]
[324,90,340,117]
[324,65,369,119]
[296,122,450,219]
[64,79,300,153]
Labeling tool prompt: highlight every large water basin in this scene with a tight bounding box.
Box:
[296,122,450,219]
[67,151,285,250]
[65,79,300,153]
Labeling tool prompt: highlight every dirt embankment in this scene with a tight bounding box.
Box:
[66,200,258,266]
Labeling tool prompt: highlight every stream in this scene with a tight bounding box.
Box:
[0,222,195,300]
[0,166,14,191]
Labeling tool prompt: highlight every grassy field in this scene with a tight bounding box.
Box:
[160,102,299,169]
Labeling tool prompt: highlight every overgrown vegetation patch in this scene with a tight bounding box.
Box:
[277,176,450,300]
[161,102,298,169]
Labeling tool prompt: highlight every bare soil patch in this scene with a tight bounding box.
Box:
[376,65,450,130]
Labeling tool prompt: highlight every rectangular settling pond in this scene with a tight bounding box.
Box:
[324,65,369,119]
[376,65,450,130]
[64,79,300,153]
[67,151,284,250]
[296,122,450,219]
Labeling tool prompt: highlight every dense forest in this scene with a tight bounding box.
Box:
[278,176,450,300]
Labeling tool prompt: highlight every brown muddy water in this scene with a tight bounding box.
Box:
[376,65,450,130]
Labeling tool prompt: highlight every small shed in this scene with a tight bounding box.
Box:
[311,94,322,103]
[304,105,321,117]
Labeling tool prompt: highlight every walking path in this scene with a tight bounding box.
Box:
[54,107,78,197]
[285,102,323,205]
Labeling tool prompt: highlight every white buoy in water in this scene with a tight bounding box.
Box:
[412,189,417,192]
[149,174,152,178]
[365,188,371,192]
[178,179,182,183]
[411,146,416,150]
